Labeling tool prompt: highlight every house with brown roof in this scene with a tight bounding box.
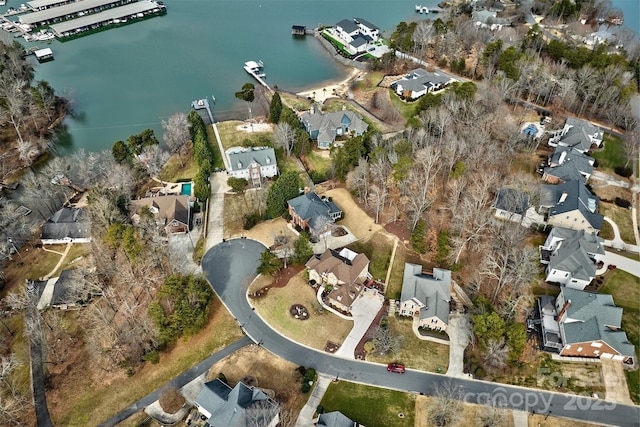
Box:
[130,195,191,234]
[306,248,371,313]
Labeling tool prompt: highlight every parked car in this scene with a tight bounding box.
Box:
[387,363,405,373]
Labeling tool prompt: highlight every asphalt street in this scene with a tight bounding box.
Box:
[201,238,640,427]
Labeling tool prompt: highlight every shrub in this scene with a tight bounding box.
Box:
[301,382,311,393]
[615,197,631,208]
[304,368,316,382]
[475,367,485,378]
[411,221,427,253]
[316,405,324,415]
[309,170,326,184]
[218,372,228,384]
[244,212,261,230]
[614,166,633,178]
[142,350,160,364]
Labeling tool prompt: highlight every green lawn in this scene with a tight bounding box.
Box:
[304,150,332,175]
[600,269,640,404]
[160,151,199,182]
[367,317,449,373]
[591,133,627,172]
[388,89,418,120]
[206,125,225,170]
[320,381,416,427]
[280,93,312,112]
[352,71,385,92]
[347,236,394,282]
[599,202,635,244]
[214,120,273,151]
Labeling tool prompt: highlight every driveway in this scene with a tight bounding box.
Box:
[445,314,471,378]
[205,172,230,251]
[334,288,384,359]
[601,251,640,278]
[600,358,634,405]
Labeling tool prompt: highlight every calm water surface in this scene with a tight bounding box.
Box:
[24,0,438,153]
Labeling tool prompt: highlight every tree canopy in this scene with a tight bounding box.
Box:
[265,170,302,218]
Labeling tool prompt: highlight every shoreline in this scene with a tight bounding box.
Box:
[295,67,362,104]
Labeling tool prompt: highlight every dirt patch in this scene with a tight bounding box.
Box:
[235,122,273,133]
[591,185,633,203]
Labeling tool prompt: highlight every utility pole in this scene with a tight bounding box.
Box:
[249,107,254,132]
[8,238,22,260]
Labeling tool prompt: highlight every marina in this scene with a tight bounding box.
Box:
[27,0,80,11]
[19,0,133,27]
[243,60,271,90]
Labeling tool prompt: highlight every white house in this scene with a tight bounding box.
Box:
[334,17,379,54]
[226,146,278,187]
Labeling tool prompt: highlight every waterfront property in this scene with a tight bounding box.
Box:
[287,190,342,233]
[399,263,451,332]
[19,0,132,27]
[49,0,166,38]
[299,106,368,149]
[41,207,91,245]
[333,17,380,54]
[34,47,54,62]
[535,288,635,363]
[226,146,278,187]
[130,194,191,234]
[390,68,458,100]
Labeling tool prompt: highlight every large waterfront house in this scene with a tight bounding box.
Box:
[130,195,191,234]
[299,107,368,149]
[390,68,458,100]
[548,118,604,153]
[539,180,604,234]
[399,263,452,332]
[543,146,595,184]
[472,10,511,30]
[539,227,605,290]
[334,17,379,54]
[41,207,91,245]
[194,379,280,427]
[226,146,278,187]
[306,248,371,313]
[287,190,342,233]
[536,288,635,364]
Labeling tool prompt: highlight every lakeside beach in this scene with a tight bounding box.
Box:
[296,67,361,103]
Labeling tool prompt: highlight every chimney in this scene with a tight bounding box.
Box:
[557,299,571,321]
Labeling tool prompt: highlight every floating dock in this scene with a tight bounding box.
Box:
[243,60,271,90]
[49,0,165,38]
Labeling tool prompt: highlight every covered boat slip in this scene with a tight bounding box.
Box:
[34,47,53,61]
[27,0,78,11]
[19,0,131,26]
[49,0,162,36]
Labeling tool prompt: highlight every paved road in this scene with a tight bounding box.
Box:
[201,239,640,427]
[96,336,252,427]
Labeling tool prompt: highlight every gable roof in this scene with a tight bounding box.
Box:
[560,287,635,357]
[41,208,91,241]
[545,146,594,183]
[51,269,83,306]
[392,68,457,94]
[494,187,529,215]
[541,180,604,230]
[557,126,596,152]
[565,118,603,140]
[306,248,369,285]
[195,379,279,427]
[548,233,599,281]
[227,147,276,172]
[130,195,190,227]
[336,18,359,33]
[288,191,342,230]
[401,263,451,324]
[317,411,358,427]
[354,17,378,31]
[299,109,368,145]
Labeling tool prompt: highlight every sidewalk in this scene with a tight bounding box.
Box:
[295,373,333,427]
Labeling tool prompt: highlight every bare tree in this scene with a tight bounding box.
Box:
[372,324,403,356]
[483,337,509,371]
[273,122,296,157]
[162,112,190,167]
[429,381,464,427]
[477,403,509,427]
[144,145,170,185]
[311,214,333,252]
[246,400,280,427]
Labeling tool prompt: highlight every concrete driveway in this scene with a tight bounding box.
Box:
[205,172,230,251]
[334,288,384,359]
[600,358,634,405]
[445,314,471,378]
[602,251,640,278]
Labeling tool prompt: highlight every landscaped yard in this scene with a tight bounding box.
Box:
[214,120,274,151]
[591,133,627,172]
[347,231,395,282]
[389,89,418,120]
[351,71,385,93]
[321,187,383,240]
[367,316,449,373]
[320,380,416,427]
[251,272,353,350]
[159,148,200,183]
[600,269,640,404]
[206,126,225,170]
[303,150,332,176]
[51,297,243,426]
[599,202,635,244]
[222,189,268,240]
[280,93,312,112]
[386,244,425,301]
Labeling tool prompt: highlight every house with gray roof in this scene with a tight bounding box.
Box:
[288,191,342,232]
[36,269,92,310]
[549,118,603,153]
[543,146,595,184]
[472,9,511,30]
[539,227,605,290]
[41,207,91,245]
[299,106,368,149]
[316,411,360,427]
[545,287,635,363]
[334,17,379,54]
[194,379,280,427]
[226,146,278,187]
[539,180,604,233]
[390,68,458,100]
[399,263,451,332]
[492,187,544,227]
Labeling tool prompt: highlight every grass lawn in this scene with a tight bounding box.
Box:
[214,120,273,151]
[223,188,268,240]
[352,71,385,92]
[160,148,200,183]
[599,220,614,240]
[304,150,332,176]
[389,89,418,120]
[321,381,416,427]
[368,316,449,373]
[385,244,424,301]
[206,126,226,170]
[347,231,395,282]
[600,269,640,404]
[280,93,313,112]
[591,133,626,172]
[251,272,353,350]
[54,297,243,426]
[599,202,635,244]
[322,187,383,240]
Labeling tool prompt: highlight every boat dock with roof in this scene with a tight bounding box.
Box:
[243,60,270,90]
[19,0,130,27]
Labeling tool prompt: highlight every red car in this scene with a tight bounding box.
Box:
[387,363,406,373]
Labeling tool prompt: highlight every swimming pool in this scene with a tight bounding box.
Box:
[180,183,192,196]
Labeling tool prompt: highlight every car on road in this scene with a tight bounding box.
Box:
[387,363,405,373]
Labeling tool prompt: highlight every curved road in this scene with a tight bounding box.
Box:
[201,239,640,427]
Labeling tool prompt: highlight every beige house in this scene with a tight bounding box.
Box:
[130,195,191,234]
[399,264,451,332]
[306,248,371,313]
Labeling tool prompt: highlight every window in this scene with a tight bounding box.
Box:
[565,273,569,277]
[577,347,583,352]
[591,342,602,348]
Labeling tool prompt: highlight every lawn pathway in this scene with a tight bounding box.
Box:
[43,242,71,280]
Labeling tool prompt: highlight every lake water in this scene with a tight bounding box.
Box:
[10,0,638,154]
[19,0,439,153]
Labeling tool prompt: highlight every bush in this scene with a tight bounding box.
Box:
[614,166,633,178]
[475,367,485,378]
[244,212,261,230]
[615,197,631,208]
[301,382,311,393]
[218,372,228,384]
[316,405,324,415]
[309,170,326,184]
[142,350,160,364]
[304,367,316,382]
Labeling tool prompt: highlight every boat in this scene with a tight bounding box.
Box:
[244,60,266,78]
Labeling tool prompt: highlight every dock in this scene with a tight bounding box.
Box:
[243,60,271,90]
[33,47,54,62]
[291,24,305,35]
[27,0,79,12]
[191,97,229,171]
[19,0,132,27]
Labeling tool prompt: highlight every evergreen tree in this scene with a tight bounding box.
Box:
[292,235,313,265]
[266,170,302,218]
[269,92,283,124]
